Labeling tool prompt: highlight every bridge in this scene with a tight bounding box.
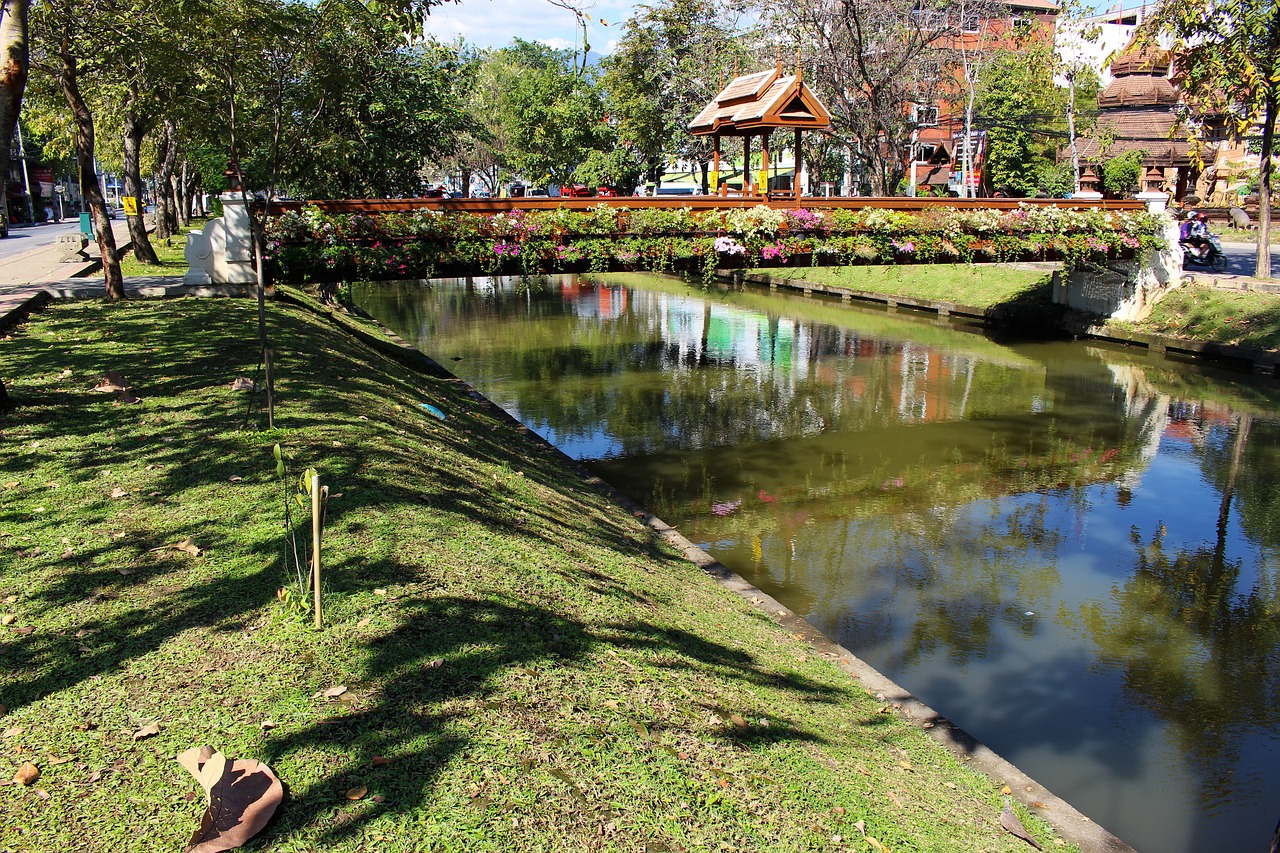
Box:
[184,193,1182,323]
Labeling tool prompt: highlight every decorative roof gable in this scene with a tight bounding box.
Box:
[690,66,832,136]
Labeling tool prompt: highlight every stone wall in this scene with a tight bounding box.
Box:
[1053,217,1183,322]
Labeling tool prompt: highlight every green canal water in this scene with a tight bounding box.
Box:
[354,273,1280,853]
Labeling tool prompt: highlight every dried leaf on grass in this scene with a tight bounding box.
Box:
[177,746,282,853]
[12,762,40,786]
[133,722,161,741]
[147,538,204,557]
[110,487,128,499]
[1,614,15,626]
[91,371,129,393]
[345,785,367,800]
[230,378,255,392]
[314,685,347,700]
[117,388,141,405]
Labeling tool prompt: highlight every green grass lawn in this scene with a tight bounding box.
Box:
[761,263,1050,310]
[0,294,1074,852]
[118,220,208,277]
[1117,282,1280,349]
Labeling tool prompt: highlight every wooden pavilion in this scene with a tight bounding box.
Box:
[689,57,832,198]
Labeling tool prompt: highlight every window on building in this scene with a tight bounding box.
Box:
[913,104,939,127]
[960,9,981,32]
[1011,15,1034,35]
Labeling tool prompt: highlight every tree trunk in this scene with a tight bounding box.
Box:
[59,51,123,298]
[0,0,30,228]
[1257,91,1274,280]
[121,107,159,264]
[153,122,174,240]
[170,163,184,228]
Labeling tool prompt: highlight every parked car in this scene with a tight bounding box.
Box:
[528,188,549,197]
[596,187,619,198]
[422,186,447,198]
[564,185,594,198]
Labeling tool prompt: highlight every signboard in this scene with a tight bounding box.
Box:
[122,197,139,216]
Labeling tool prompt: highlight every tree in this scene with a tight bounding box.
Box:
[1,0,30,228]
[1103,148,1145,196]
[1145,0,1279,278]
[489,39,610,189]
[29,0,127,298]
[771,0,954,195]
[601,0,750,192]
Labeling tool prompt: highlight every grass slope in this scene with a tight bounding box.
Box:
[1,296,1069,852]
[758,264,1049,310]
[1116,282,1280,349]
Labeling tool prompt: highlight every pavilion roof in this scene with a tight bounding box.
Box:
[689,65,832,137]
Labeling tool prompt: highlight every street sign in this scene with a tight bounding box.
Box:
[122,197,138,216]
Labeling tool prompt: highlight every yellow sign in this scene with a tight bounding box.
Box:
[122,197,138,216]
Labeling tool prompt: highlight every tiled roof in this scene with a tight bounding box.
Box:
[690,68,832,135]
[1076,109,1192,165]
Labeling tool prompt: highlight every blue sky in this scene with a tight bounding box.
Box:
[423,0,641,53]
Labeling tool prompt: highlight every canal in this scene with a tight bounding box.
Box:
[354,273,1280,853]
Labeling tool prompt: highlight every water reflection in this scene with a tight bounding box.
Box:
[355,274,1280,853]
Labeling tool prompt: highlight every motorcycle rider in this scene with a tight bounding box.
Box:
[1180,211,1212,262]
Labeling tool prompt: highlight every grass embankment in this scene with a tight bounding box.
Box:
[1116,282,1280,349]
[1,296,1071,852]
[118,220,209,278]
[759,263,1050,310]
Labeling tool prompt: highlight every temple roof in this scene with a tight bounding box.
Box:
[1099,42,1177,108]
[690,65,832,137]
[1076,109,1193,166]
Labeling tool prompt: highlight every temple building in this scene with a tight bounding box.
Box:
[1075,44,1194,199]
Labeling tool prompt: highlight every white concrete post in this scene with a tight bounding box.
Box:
[183,192,258,285]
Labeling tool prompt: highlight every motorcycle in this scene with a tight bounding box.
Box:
[1180,233,1228,273]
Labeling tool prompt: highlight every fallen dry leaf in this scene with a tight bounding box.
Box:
[3,481,17,489]
[345,785,367,800]
[177,746,283,853]
[110,487,128,499]
[3,595,14,604]
[1002,785,1013,795]
[230,377,255,392]
[899,760,913,772]
[356,618,371,628]
[228,476,243,483]
[371,756,392,766]
[319,685,347,699]
[117,389,140,405]
[372,588,387,596]
[175,538,204,557]
[34,787,50,800]
[13,626,33,635]
[61,548,74,560]
[13,762,40,786]
[1,614,15,626]
[866,837,889,852]
[133,722,161,741]
[258,720,277,731]
[3,725,25,738]
[728,714,749,729]
[91,371,128,393]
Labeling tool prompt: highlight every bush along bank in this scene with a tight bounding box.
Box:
[263,202,1166,286]
[0,295,1082,852]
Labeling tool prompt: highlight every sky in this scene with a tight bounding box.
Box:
[422,0,643,53]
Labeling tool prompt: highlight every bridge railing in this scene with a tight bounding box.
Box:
[259,196,1146,217]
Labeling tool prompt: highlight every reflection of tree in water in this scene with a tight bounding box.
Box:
[1076,518,1280,794]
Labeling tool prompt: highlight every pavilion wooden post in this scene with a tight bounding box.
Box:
[744,135,752,195]
[794,128,803,201]
[761,133,771,196]
[712,135,721,195]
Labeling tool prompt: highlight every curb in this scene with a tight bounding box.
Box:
[280,285,1136,853]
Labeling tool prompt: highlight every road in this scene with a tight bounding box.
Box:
[0,221,84,263]
[1216,241,1279,278]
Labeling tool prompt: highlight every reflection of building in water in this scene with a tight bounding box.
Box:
[560,279,629,321]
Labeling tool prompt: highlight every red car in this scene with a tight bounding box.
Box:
[596,187,619,198]
[564,185,594,198]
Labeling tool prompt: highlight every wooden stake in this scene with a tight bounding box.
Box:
[312,472,322,629]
